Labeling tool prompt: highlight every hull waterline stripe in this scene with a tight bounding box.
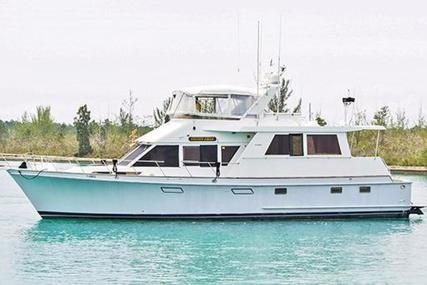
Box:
[37,210,410,219]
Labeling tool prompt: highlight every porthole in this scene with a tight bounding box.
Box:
[359,186,371,193]
[330,187,342,194]
[274,188,287,195]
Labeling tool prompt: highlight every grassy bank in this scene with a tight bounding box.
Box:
[1,121,426,166]
[1,104,426,165]
[0,107,151,159]
[349,128,427,166]
[0,122,151,159]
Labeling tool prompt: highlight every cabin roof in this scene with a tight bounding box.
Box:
[173,85,257,97]
[202,124,386,133]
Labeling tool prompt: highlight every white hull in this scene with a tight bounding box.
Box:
[8,169,413,219]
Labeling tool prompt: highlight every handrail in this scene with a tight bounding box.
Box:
[0,153,106,163]
[182,160,218,176]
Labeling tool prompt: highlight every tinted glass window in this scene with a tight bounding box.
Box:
[266,135,290,155]
[290,134,303,156]
[307,135,341,155]
[200,145,217,167]
[183,145,218,167]
[119,144,150,166]
[133,145,179,167]
[183,146,200,166]
[221,146,240,165]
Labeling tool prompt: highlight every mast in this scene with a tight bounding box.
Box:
[256,21,260,97]
[276,15,282,115]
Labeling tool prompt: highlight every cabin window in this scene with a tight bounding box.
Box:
[290,134,303,156]
[221,146,240,166]
[133,145,179,167]
[183,145,218,167]
[183,146,200,166]
[307,135,341,155]
[195,97,216,114]
[230,95,255,116]
[200,145,218,167]
[266,135,290,155]
[119,144,150,165]
[266,134,303,156]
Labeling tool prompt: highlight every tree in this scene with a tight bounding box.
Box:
[372,106,390,127]
[268,66,301,113]
[31,106,55,134]
[74,104,92,156]
[415,105,426,128]
[292,98,302,113]
[0,120,7,142]
[153,97,172,128]
[119,91,138,134]
[315,112,327,126]
[354,109,367,126]
[395,109,408,129]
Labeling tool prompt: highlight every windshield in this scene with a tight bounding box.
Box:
[118,144,150,166]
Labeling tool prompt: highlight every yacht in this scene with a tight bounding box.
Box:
[6,81,423,219]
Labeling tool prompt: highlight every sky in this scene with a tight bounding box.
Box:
[0,0,426,124]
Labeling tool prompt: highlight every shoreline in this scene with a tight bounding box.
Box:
[389,166,427,175]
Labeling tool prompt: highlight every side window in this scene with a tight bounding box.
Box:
[183,146,200,166]
[183,145,218,167]
[200,145,217,167]
[221,146,240,166]
[133,145,179,167]
[290,134,303,156]
[307,135,341,155]
[265,135,289,155]
[265,134,303,156]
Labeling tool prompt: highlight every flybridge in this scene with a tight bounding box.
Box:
[167,85,261,120]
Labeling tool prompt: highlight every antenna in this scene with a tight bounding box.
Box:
[236,12,240,73]
[256,21,260,97]
[276,15,282,115]
[342,89,355,126]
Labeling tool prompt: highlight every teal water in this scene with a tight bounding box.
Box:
[0,169,426,284]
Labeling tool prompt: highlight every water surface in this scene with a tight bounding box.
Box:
[0,169,426,284]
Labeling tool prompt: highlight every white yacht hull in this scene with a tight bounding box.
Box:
[7,169,413,219]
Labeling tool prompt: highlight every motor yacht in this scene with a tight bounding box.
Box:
[6,82,423,219]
